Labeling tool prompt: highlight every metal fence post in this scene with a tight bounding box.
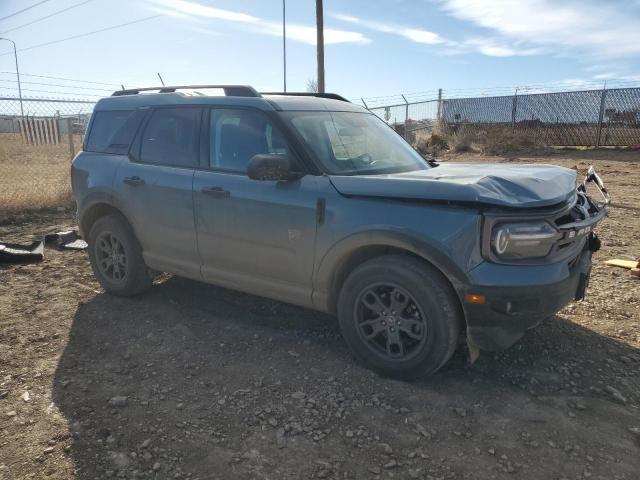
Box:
[511,88,518,128]
[436,88,442,122]
[66,117,75,161]
[401,94,409,140]
[595,83,608,148]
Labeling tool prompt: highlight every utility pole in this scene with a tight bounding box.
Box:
[315,0,325,93]
[0,37,23,119]
[282,0,287,92]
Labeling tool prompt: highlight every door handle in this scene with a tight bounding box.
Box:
[201,186,230,198]
[123,176,145,186]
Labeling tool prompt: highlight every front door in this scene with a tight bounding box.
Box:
[193,107,329,306]
[113,106,202,278]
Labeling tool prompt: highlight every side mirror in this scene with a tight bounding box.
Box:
[247,154,294,181]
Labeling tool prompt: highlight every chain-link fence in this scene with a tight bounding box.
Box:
[0,96,95,215]
[367,99,440,143]
[1,86,639,215]
[366,87,640,148]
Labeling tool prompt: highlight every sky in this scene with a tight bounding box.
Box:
[1,0,640,104]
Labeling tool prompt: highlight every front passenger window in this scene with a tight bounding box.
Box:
[209,109,290,173]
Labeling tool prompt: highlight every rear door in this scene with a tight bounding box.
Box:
[113,106,202,278]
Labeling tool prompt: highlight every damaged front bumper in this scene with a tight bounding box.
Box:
[463,170,608,352]
[464,245,594,351]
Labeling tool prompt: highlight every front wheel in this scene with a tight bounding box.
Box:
[337,255,463,380]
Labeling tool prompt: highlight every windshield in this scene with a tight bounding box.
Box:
[282,111,429,175]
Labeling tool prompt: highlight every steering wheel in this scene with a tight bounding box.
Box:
[355,153,375,165]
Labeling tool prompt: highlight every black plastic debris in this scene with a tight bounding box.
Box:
[0,229,87,266]
[0,240,44,264]
[44,230,88,251]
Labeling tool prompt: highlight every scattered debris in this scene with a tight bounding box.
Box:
[108,396,128,408]
[44,230,88,251]
[0,240,44,264]
[0,229,86,265]
[605,259,639,270]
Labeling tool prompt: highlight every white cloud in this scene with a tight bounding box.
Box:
[438,0,640,59]
[400,28,442,45]
[461,38,543,57]
[332,13,360,23]
[592,72,620,80]
[160,0,259,23]
[330,14,443,45]
[259,23,370,45]
[330,12,541,55]
[592,72,640,82]
[154,0,369,45]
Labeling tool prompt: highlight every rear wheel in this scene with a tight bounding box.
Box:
[337,255,462,380]
[88,214,152,296]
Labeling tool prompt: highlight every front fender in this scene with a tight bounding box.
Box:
[312,226,476,312]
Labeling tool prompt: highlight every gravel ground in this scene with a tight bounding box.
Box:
[1,150,639,480]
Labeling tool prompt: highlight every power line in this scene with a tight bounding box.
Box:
[0,85,101,97]
[0,14,163,57]
[0,0,94,36]
[0,78,112,91]
[0,0,53,22]
[0,70,119,86]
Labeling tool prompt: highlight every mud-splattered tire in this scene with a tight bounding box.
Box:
[337,255,462,380]
[87,213,152,297]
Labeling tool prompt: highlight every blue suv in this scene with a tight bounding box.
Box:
[72,85,606,379]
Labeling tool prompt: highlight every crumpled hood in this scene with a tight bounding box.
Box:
[329,163,578,209]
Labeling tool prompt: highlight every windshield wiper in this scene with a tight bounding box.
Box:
[334,165,427,176]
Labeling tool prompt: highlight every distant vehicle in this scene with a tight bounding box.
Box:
[72,85,607,379]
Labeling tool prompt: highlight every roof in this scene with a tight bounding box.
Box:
[263,94,366,112]
[93,88,367,113]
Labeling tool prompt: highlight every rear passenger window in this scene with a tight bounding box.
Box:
[140,108,200,168]
[86,110,145,154]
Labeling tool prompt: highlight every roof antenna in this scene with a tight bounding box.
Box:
[157,72,165,86]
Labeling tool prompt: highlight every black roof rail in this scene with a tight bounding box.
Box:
[261,92,350,102]
[112,85,260,97]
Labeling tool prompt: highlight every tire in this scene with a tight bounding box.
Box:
[337,254,462,380]
[87,213,152,297]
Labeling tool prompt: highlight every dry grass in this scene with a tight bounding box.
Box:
[414,125,550,156]
[0,133,79,215]
[413,131,448,156]
[475,126,545,155]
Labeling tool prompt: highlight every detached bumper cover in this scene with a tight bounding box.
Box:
[463,248,593,351]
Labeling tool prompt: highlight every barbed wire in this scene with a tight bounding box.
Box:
[361,79,640,105]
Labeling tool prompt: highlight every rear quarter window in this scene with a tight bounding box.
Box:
[85,110,146,154]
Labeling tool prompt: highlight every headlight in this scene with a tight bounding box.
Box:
[491,221,559,260]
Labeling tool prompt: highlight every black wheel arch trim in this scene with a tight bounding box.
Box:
[312,229,471,313]
[78,194,137,241]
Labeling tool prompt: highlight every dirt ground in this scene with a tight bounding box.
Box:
[1,149,639,480]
